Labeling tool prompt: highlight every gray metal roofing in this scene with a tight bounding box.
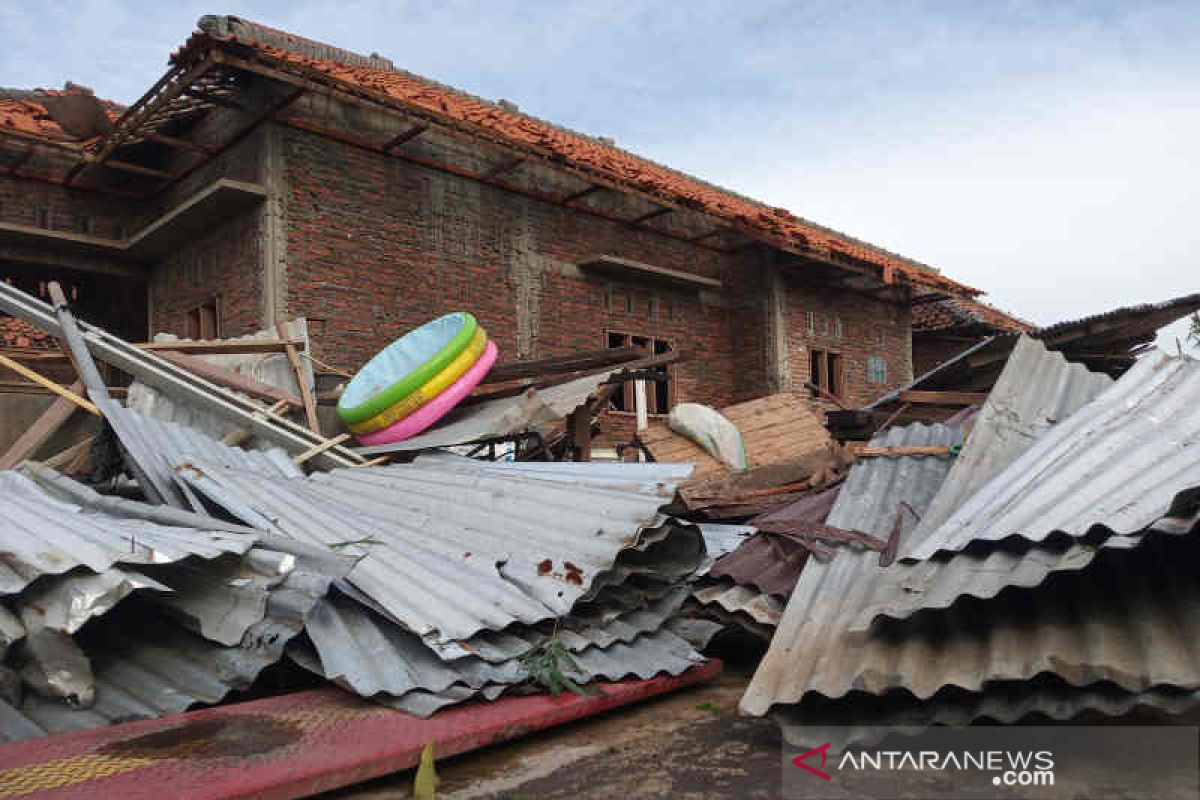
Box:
[174,457,702,644]
[102,404,303,509]
[0,470,255,596]
[691,579,784,628]
[910,336,1112,541]
[774,677,1200,749]
[354,372,614,455]
[741,483,1200,716]
[908,350,1200,559]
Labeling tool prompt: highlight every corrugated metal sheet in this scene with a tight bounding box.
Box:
[706,534,808,599]
[741,497,1200,715]
[103,405,302,510]
[909,351,1200,558]
[354,372,614,455]
[911,336,1112,540]
[0,470,254,596]
[126,319,312,447]
[691,579,784,627]
[775,677,1200,749]
[175,458,703,644]
[695,523,755,569]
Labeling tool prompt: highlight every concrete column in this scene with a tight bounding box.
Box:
[260,125,288,327]
[765,254,791,393]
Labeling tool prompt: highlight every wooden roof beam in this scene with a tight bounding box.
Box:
[382,123,428,152]
[628,207,672,227]
[561,184,603,204]
[147,132,213,154]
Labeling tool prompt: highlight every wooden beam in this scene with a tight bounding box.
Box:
[560,184,603,204]
[383,124,428,151]
[155,350,303,407]
[147,132,213,154]
[898,390,989,406]
[483,346,642,384]
[182,88,254,113]
[292,433,351,465]
[99,158,176,181]
[0,353,99,416]
[568,405,592,462]
[628,207,672,227]
[136,338,304,355]
[277,320,321,435]
[687,227,724,243]
[855,445,954,458]
[0,380,86,469]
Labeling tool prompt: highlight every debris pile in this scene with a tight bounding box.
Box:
[0,282,716,742]
[738,335,1200,745]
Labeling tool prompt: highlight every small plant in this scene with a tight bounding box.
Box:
[518,635,599,697]
[696,701,722,716]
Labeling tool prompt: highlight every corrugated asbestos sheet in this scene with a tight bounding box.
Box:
[909,350,1200,559]
[690,580,784,628]
[742,358,1200,725]
[739,422,966,716]
[911,336,1112,539]
[355,372,614,455]
[0,470,255,595]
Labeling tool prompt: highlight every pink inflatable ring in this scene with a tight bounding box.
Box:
[355,340,499,446]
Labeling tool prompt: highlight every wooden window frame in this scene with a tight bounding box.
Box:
[809,348,845,399]
[605,329,674,415]
[185,296,220,340]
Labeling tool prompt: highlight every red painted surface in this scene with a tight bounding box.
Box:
[0,660,721,800]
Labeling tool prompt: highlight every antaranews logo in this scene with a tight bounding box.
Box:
[790,742,1055,787]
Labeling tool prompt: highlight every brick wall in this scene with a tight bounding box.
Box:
[784,278,912,408]
[149,211,264,339]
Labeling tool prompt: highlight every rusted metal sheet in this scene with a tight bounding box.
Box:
[0,661,721,798]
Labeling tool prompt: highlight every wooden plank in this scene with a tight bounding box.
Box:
[0,380,85,469]
[135,339,304,355]
[155,350,302,407]
[483,347,642,384]
[854,445,954,457]
[43,435,94,470]
[0,353,99,416]
[277,320,321,435]
[292,433,351,465]
[465,351,680,404]
[898,390,989,405]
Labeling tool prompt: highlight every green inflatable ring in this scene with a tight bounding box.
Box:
[337,312,478,425]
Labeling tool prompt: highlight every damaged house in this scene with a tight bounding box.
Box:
[0,15,982,445]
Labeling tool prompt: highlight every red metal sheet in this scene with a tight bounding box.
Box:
[0,661,721,800]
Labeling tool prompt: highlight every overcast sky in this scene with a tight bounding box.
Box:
[3,1,1196,351]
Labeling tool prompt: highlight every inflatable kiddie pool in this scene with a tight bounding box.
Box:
[337,312,477,426]
[356,340,499,446]
[348,327,488,435]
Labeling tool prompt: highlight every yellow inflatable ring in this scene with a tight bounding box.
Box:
[347,327,488,435]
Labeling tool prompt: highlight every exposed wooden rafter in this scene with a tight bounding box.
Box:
[382,123,428,151]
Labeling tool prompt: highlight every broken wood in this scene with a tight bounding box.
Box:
[897,390,989,405]
[42,436,94,470]
[0,380,87,469]
[466,350,681,404]
[221,399,291,447]
[155,350,302,407]
[568,405,592,462]
[137,338,306,355]
[352,455,391,468]
[292,433,351,465]
[276,320,321,435]
[0,354,100,416]
[853,445,954,458]
[482,347,642,383]
[803,380,849,410]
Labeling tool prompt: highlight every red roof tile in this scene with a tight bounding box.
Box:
[912,295,1033,334]
[0,84,122,144]
[0,317,56,349]
[170,21,977,296]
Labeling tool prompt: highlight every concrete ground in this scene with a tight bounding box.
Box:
[321,637,783,800]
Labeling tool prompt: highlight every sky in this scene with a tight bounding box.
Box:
[2,1,1197,351]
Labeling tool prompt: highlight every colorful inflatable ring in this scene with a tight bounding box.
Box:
[356,340,499,446]
[337,312,478,425]
[347,327,488,435]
